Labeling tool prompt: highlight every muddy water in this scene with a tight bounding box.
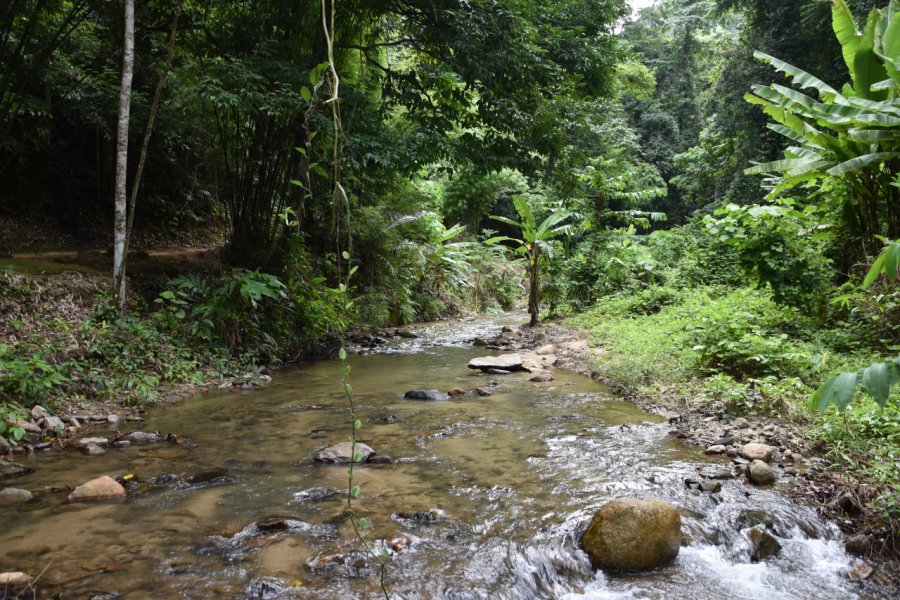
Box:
[0,315,875,599]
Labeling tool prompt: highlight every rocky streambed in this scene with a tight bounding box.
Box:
[0,314,890,599]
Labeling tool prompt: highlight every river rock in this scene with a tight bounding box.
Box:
[521,351,557,373]
[83,444,106,456]
[530,373,554,382]
[748,527,781,561]
[705,445,727,455]
[396,329,418,339]
[749,460,776,485]
[468,354,523,372]
[404,389,450,401]
[80,437,109,448]
[580,498,682,571]
[700,481,722,493]
[13,420,41,434]
[0,572,30,592]
[0,462,32,481]
[124,431,161,445]
[68,475,126,502]
[845,534,871,556]
[42,415,65,432]
[848,561,874,581]
[731,417,751,429]
[447,388,466,397]
[473,337,489,347]
[535,344,556,355]
[741,443,775,462]
[0,487,33,504]
[107,414,121,425]
[475,387,492,397]
[30,406,49,421]
[315,442,375,464]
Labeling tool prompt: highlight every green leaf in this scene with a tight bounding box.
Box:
[861,361,890,407]
[832,0,861,78]
[353,419,361,431]
[827,152,898,175]
[352,452,363,463]
[358,517,368,529]
[300,86,312,102]
[351,485,361,498]
[339,347,347,361]
[810,375,838,411]
[342,251,350,260]
[753,51,842,101]
[832,371,859,411]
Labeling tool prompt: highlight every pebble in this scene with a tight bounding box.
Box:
[475,388,492,397]
[83,444,106,456]
[107,414,121,425]
[704,445,727,455]
[731,417,751,429]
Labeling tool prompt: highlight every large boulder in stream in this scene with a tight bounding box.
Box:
[580,498,682,571]
[467,354,524,372]
[314,442,375,464]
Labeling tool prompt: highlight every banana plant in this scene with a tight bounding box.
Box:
[743,0,900,253]
[485,195,572,326]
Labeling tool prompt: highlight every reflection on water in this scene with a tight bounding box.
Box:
[0,314,876,599]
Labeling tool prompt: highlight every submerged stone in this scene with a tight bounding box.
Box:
[404,389,450,401]
[467,354,524,372]
[314,442,375,464]
[68,475,126,503]
[748,527,781,561]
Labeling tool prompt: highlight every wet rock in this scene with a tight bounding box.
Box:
[700,481,722,493]
[395,329,418,339]
[30,406,49,421]
[475,387,492,397]
[749,460,776,486]
[529,374,554,382]
[107,414,121,425]
[123,431,161,445]
[580,498,682,571]
[0,436,10,452]
[314,442,375,464]
[112,440,131,449]
[83,444,106,456]
[535,344,556,355]
[705,468,734,480]
[848,561,874,581]
[67,417,81,429]
[368,455,393,464]
[184,469,231,488]
[256,515,306,532]
[473,337,489,347]
[307,552,373,578]
[383,533,412,554]
[245,577,287,599]
[373,415,401,424]
[705,445,727,455]
[294,487,340,502]
[447,388,466,397]
[741,443,775,462]
[0,572,30,593]
[486,368,512,375]
[404,389,450,401]
[845,534,871,556]
[0,487,33,504]
[468,354,524,372]
[0,462,32,481]
[77,436,108,447]
[393,509,445,525]
[68,475,126,503]
[713,436,734,446]
[748,527,781,561]
[731,417,751,429]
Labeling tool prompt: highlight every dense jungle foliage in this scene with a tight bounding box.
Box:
[0,0,898,535]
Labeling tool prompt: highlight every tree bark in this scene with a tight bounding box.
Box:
[113,0,135,314]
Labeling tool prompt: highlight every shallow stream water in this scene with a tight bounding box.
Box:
[0,314,877,599]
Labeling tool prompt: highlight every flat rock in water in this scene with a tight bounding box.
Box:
[475,387,492,397]
[315,442,375,464]
[705,445,727,455]
[467,354,523,372]
[68,475,126,503]
[404,389,450,401]
[0,487,33,504]
[529,373,554,382]
[83,444,106,456]
[0,462,32,481]
[80,437,109,448]
[520,351,557,373]
[124,431,161,445]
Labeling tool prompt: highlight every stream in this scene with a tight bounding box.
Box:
[0,314,877,599]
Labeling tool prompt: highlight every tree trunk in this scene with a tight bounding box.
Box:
[113,0,135,314]
[528,246,541,326]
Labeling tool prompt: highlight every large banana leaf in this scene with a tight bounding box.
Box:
[855,9,891,100]
[753,51,844,102]
[827,151,899,175]
[833,0,861,78]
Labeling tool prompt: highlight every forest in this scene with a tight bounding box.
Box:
[0,0,899,597]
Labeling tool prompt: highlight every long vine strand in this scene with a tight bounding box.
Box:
[323,1,388,597]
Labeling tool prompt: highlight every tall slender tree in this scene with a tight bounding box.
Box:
[113,0,134,313]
